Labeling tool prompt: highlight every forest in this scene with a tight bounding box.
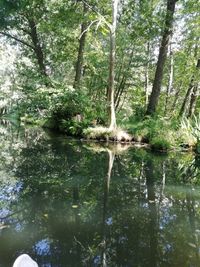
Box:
[1,1,200,266]
[0,0,200,151]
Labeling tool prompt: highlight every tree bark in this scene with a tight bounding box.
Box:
[187,85,198,118]
[170,81,183,114]
[73,3,88,89]
[187,59,200,118]
[170,46,192,114]
[179,59,200,117]
[115,49,134,111]
[108,0,119,130]
[145,42,150,107]
[146,0,178,116]
[164,43,174,114]
[28,19,48,78]
[179,79,194,117]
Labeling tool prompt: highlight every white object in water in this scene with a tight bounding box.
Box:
[13,254,38,267]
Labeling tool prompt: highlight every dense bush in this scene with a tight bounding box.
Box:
[16,85,107,135]
[151,135,172,151]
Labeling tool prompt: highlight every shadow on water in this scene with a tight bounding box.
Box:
[1,121,200,266]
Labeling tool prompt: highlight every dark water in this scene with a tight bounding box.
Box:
[1,121,200,267]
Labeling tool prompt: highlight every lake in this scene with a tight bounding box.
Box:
[0,121,200,267]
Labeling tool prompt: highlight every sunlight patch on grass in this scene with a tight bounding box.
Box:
[83,126,132,142]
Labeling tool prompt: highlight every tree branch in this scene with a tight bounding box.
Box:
[0,31,35,50]
[79,19,99,39]
[81,0,112,30]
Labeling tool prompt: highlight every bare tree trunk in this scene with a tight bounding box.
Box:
[187,85,198,118]
[0,20,49,85]
[28,19,48,78]
[179,81,194,117]
[170,81,183,114]
[179,59,200,117]
[115,49,134,111]
[108,0,119,130]
[170,46,192,114]
[164,43,174,114]
[188,90,198,120]
[145,42,150,107]
[187,59,200,118]
[73,3,88,89]
[146,0,178,116]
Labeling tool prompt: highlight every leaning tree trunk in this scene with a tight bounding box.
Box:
[187,85,198,118]
[179,59,200,117]
[0,19,49,85]
[179,79,194,117]
[146,0,178,116]
[73,3,88,89]
[187,59,200,118]
[115,49,134,111]
[108,0,119,130]
[28,19,48,78]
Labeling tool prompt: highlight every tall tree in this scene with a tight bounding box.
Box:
[0,0,49,82]
[108,0,120,130]
[146,0,178,116]
[27,18,48,78]
[164,42,174,114]
[73,3,88,89]
[179,58,200,117]
[145,42,151,107]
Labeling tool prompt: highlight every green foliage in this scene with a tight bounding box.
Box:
[127,117,173,139]
[48,86,95,135]
[125,117,177,150]
[151,135,172,151]
[178,115,200,151]
[178,117,197,147]
[59,119,89,136]
[0,0,200,148]
[124,115,200,151]
[50,87,87,119]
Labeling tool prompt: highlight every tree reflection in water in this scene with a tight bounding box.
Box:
[1,122,200,266]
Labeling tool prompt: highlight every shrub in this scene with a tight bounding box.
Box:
[59,118,89,136]
[151,135,172,151]
[126,117,176,144]
[178,117,198,147]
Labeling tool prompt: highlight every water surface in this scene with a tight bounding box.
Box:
[0,121,200,267]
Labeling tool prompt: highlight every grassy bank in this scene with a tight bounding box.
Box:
[83,116,200,153]
[18,114,200,153]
